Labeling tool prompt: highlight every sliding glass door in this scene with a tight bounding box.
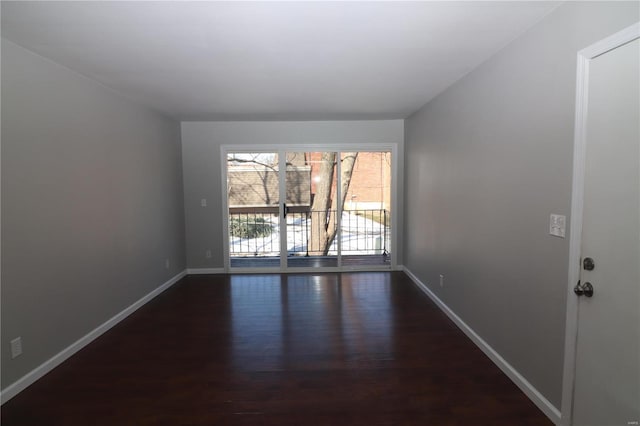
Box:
[226,152,281,268]
[224,147,393,271]
[286,152,339,268]
[340,151,391,267]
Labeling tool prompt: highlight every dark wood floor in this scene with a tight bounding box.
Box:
[1,272,552,425]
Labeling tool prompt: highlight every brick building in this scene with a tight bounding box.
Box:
[307,152,391,212]
[227,151,391,213]
[344,152,391,211]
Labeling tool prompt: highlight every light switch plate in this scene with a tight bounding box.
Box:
[11,337,22,359]
[549,214,566,238]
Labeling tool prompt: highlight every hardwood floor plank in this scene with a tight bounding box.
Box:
[1,272,552,425]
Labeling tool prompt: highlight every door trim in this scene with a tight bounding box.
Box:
[560,22,640,426]
[220,143,398,273]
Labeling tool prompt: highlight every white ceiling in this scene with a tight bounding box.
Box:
[1,1,559,121]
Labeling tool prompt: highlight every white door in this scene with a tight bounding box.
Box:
[568,30,639,425]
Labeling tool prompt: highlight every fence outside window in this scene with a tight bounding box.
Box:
[229,209,389,257]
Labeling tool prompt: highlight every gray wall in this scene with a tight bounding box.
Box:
[404,2,638,409]
[1,40,186,388]
[181,121,404,269]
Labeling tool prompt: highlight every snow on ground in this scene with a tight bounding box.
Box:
[230,212,389,257]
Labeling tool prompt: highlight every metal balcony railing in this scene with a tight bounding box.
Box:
[229,209,389,257]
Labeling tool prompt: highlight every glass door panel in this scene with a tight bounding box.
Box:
[227,152,281,268]
[286,152,338,268]
[340,151,391,267]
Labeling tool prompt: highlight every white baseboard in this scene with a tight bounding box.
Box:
[186,267,226,275]
[0,270,187,405]
[402,267,561,425]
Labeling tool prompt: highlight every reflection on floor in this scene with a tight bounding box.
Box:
[230,254,391,268]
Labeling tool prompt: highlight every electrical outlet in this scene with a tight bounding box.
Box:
[165,259,170,269]
[201,198,207,207]
[439,274,445,288]
[205,250,212,259]
[11,337,22,359]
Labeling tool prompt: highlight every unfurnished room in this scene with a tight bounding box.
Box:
[1,2,638,425]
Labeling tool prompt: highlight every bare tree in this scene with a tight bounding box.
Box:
[227,151,359,256]
[309,152,358,255]
[227,153,278,205]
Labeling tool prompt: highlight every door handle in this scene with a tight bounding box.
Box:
[574,281,594,298]
[574,281,583,296]
[283,203,290,218]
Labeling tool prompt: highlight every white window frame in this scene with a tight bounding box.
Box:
[220,143,399,273]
